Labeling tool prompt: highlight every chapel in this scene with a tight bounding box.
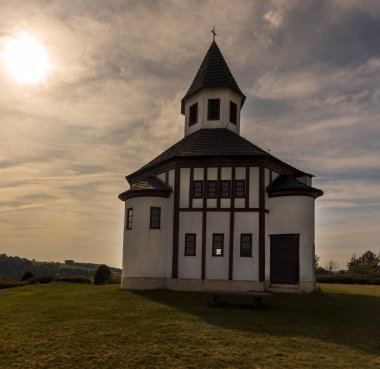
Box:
[118,39,323,293]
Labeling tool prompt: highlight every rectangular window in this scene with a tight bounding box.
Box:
[189,102,198,126]
[212,233,224,256]
[185,233,196,256]
[150,207,161,229]
[192,180,203,198]
[240,234,252,257]
[221,180,231,198]
[207,99,220,120]
[235,180,246,198]
[229,101,237,124]
[207,180,217,198]
[126,208,133,230]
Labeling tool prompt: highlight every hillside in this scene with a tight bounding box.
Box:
[0,253,121,279]
[0,283,379,369]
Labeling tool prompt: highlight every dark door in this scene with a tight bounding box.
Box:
[270,234,299,285]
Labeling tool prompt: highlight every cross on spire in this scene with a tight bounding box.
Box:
[211,26,217,41]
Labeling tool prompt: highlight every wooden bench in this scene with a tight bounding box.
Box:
[205,290,272,307]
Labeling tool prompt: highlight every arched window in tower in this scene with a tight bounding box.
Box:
[208,99,220,120]
[229,101,237,125]
[189,102,198,126]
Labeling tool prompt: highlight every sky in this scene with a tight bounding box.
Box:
[0,0,379,269]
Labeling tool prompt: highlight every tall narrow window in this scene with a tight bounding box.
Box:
[208,99,220,120]
[212,233,224,256]
[235,180,246,198]
[185,233,196,256]
[192,180,203,198]
[150,207,161,229]
[126,208,133,230]
[240,234,252,257]
[221,180,231,198]
[229,101,237,124]
[207,180,217,198]
[189,102,198,126]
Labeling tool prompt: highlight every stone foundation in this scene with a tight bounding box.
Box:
[121,277,316,293]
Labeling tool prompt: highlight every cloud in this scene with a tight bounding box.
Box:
[0,0,379,267]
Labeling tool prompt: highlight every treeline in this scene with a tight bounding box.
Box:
[316,250,380,285]
[0,254,121,280]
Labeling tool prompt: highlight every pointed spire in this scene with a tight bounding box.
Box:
[181,41,245,113]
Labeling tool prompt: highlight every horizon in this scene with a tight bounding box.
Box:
[0,1,379,269]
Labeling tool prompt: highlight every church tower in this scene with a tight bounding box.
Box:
[119,36,323,294]
[181,41,246,136]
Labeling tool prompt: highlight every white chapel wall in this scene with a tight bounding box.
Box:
[266,196,315,289]
[123,196,169,278]
[178,211,202,279]
[205,212,230,280]
[233,212,260,281]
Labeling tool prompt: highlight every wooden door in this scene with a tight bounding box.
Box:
[270,234,299,285]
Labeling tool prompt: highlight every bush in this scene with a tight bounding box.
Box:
[0,279,25,289]
[21,271,34,281]
[55,276,91,284]
[317,275,370,284]
[369,277,380,285]
[28,276,54,284]
[109,273,121,284]
[94,265,112,285]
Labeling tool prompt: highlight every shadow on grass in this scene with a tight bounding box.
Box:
[129,288,380,355]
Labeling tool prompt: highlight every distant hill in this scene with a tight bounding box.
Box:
[0,254,121,280]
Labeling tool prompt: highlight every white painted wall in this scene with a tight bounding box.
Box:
[249,167,259,208]
[205,212,230,280]
[157,172,166,182]
[168,169,175,188]
[180,168,190,208]
[221,167,232,179]
[266,196,315,285]
[178,211,202,279]
[123,196,171,278]
[207,167,217,179]
[233,212,259,281]
[184,89,242,136]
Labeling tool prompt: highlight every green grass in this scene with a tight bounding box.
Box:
[0,284,379,369]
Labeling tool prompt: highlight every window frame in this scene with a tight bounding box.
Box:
[235,180,246,198]
[185,233,196,256]
[149,207,161,229]
[207,98,220,121]
[192,180,204,199]
[229,101,237,125]
[207,180,217,199]
[220,180,231,198]
[189,102,198,126]
[240,233,252,257]
[126,208,133,230]
[212,233,224,256]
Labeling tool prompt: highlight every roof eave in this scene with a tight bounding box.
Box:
[118,189,171,202]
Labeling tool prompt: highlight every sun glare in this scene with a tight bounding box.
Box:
[2,33,50,84]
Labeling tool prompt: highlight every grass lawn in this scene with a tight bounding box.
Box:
[0,283,379,369]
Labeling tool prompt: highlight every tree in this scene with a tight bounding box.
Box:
[21,271,34,281]
[347,251,380,274]
[314,255,320,270]
[94,264,112,285]
[325,260,339,273]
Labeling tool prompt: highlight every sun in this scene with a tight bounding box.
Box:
[2,33,50,85]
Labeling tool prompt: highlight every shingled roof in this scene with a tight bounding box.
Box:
[128,129,310,180]
[119,175,172,201]
[267,175,323,199]
[181,41,245,113]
